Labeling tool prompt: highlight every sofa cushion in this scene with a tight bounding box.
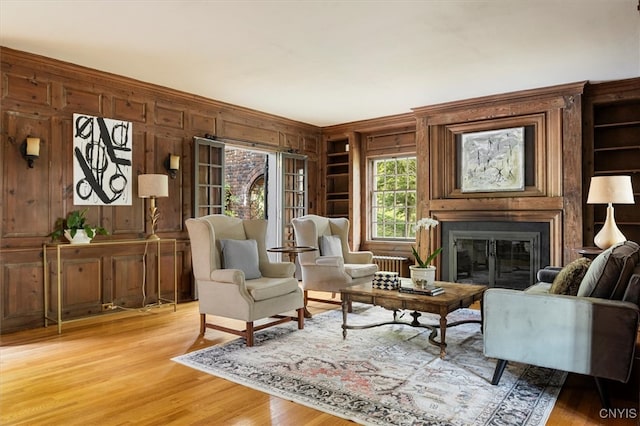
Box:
[320,235,343,257]
[220,239,262,280]
[577,241,640,300]
[549,257,591,296]
[524,282,552,294]
[622,265,640,306]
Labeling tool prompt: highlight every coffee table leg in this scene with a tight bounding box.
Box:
[342,298,349,339]
[439,315,447,358]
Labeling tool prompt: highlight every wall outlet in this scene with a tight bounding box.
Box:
[101,303,114,311]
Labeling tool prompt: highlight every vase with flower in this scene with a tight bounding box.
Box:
[410,217,442,288]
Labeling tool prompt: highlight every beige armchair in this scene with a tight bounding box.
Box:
[185,214,304,346]
[291,214,378,311]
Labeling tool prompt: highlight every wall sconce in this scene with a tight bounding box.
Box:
[164,154,180,179]
[138,174,169,240]
[20,137,40,168]
[587,175,635,249]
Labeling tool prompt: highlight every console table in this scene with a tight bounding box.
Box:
[43,238,177,333]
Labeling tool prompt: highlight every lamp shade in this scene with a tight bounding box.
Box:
[138,174,169,198]
[587,176,635,205]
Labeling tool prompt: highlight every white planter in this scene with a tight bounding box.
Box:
[409,265,436,288]
[64,229,93,244]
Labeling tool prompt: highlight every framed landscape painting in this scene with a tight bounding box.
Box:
[460,126,525,193]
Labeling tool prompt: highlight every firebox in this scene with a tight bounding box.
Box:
[441,221,550,290]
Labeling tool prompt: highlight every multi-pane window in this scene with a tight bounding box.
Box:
[370,157,417,240]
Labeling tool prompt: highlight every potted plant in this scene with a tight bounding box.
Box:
[49,208,108,244]
[410,217,442,288]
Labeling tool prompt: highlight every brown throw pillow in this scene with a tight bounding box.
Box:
[550,257,592,296]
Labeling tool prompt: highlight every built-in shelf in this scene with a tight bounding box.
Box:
[324,137,350,218]
[586,91,640,244]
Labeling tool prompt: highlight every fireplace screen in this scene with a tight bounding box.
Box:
[448,231,540,290]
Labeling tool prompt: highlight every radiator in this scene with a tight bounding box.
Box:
[372,255,408,277]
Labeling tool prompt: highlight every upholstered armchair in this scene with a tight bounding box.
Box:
[483,241,640,407]
[291,214,378,312]
[185,214,304,346]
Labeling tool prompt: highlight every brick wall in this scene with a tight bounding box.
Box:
[225,149,266,219]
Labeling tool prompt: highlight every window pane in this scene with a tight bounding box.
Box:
[370,156,417,240]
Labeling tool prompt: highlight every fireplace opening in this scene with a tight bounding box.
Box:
[441,221,550,290]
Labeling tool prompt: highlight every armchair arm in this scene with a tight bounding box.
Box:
[483,288,639,382]
[210,269,244,284]
[261,261,296,278]
[315,256,344,267]
[344,250,374,264]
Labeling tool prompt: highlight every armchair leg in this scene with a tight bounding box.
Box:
[594,377,611,409]
[246,322,254,347]
[199,313,206,335]
[303,290,312,318]
[297,308,304,329]
[491,359,509,385]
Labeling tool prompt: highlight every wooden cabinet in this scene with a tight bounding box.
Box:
[324,137,351,218]
[584,78,640,245]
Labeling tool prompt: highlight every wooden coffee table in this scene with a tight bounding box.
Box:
[340,279,487,359]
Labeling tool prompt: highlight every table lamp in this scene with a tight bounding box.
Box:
[138,174,169,240]
[587,175,635,249]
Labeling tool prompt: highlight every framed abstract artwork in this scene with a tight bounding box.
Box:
[460,126,525,193]
[73,113,133,205]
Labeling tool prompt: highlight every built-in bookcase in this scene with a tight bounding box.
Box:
[584,78,640,245]
[325,137,350,218]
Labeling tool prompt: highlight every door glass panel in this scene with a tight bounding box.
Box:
[193,137,225,216]
[282,153,307,246]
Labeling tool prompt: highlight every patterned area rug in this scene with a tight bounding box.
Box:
[172,305,565,425]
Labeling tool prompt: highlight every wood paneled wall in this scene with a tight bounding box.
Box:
[0,46,623,333]
[0,47,321,333]
[322,82,586,266]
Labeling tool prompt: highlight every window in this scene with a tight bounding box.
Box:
[370,156,417,240]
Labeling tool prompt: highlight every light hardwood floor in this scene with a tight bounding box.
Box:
[1,296,637,425]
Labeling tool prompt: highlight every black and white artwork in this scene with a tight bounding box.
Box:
[73,114,133,205]
[460,126,525,193]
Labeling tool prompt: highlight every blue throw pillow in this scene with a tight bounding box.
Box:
[220,239,262,280]
[320,235,343,258]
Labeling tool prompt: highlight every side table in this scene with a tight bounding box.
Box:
[267,245,317,263]
[576,246,603,260]
[43,238,178,333]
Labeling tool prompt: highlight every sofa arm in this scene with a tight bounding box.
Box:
[483,288,639,383]
[536,266,562,284]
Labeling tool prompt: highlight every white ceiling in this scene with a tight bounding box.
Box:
[1,1,639,127]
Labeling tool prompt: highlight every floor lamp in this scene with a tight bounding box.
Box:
[587,175,635,249]
[138,174,169,240]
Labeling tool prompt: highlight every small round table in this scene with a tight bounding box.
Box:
[267,245,317,262]
[576,246,603,260]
